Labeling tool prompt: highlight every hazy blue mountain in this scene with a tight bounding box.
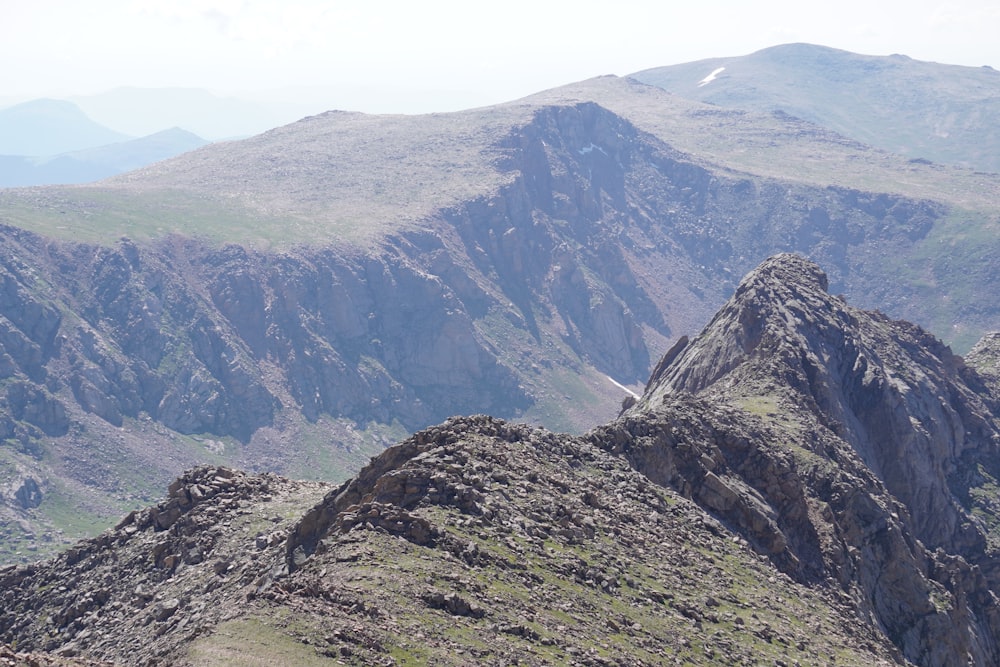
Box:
[631,43,1000,172]
[71,87,303,140]
[0,128,208,187]
[0,99,132,156]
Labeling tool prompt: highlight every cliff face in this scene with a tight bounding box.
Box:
[0,231,528,441]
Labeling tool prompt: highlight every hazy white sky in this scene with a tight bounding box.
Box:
[3,0,999,112]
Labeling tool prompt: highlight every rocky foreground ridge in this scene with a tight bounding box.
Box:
[2,254,1000,666]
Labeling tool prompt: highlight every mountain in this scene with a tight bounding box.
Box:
[0,128,208,187]
[623,254,1000,664]
[0,99,132,156]
[0,73,999,563]
[2,254,999,665]
[630,43,1000,173]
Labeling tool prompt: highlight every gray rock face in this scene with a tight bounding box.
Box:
[12,477,42,510]
[623,253,1000,666]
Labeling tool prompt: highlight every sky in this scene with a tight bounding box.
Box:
[3,0,999,114]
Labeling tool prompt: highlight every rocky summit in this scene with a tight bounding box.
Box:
[2,254,1000,666]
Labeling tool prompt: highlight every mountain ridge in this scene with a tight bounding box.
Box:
[619,253,1000,663]
[631,43,1000,173]
[0,128,208,187]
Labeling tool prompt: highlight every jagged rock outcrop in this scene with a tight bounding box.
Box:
[966,332,1000,401]
[0,467,331,665]
[613,253,1000,666]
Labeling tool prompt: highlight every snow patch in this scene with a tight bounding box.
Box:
[698,67,726,87]
[578,143,608,156]
[607,376,640,399]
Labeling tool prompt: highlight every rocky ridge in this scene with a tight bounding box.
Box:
[2,255,1000,665]
[0,466,331,665]
[0,422,901,666]
[625,254,1000,665]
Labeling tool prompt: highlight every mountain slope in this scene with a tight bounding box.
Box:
[630,43,1000,172]
[3,255,1000,665]
[0,424,903,666]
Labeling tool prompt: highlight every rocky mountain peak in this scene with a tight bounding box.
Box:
[640,252,839,401]
[966,331,1000,399]
[618,253,1000,665]
[636,253,1000,556]
[741,251,830,293]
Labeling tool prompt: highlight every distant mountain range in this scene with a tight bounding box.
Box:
[0,85,436,187]
[0,99,210,187]
[0,127,208,187]
[6,43,997,188]
[68,87,298,141]
[0,99,131,156]
[631,43,1000,172]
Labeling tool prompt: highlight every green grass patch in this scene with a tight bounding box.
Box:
[278,417,407,483]
[888,207,1000,352]
[37,480,119,540]
[734,394,782,418]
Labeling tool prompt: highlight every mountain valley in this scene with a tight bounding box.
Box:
[1,80,998,562]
